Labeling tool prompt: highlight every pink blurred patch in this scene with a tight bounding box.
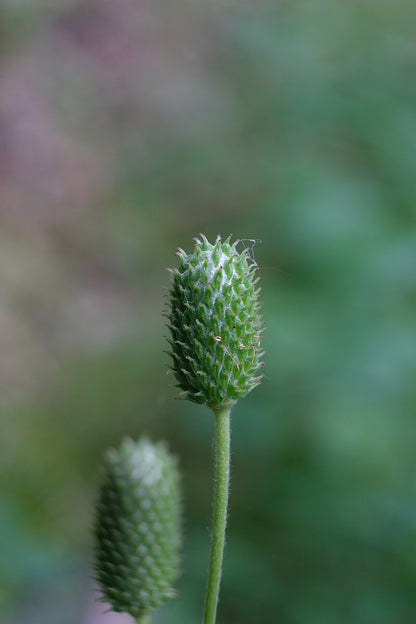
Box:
[84,586,134,624]
[0,58,110,228]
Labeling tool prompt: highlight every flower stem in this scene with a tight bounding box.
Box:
[203,405,232,624]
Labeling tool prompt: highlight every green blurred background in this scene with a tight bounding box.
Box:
[1,1,416,623]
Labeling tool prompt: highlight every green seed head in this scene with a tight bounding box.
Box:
[166,234,264,409]
[93,438,182,619]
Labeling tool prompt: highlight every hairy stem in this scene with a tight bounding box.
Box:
[203,405,231,624]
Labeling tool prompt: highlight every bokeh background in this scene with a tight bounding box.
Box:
[1,1,416,623]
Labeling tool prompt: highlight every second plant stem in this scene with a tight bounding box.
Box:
[203,405,232,624]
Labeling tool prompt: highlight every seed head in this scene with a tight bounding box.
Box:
[93,438,182,619]
[166,234,264,409]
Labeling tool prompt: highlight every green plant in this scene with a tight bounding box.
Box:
[93,235,264,624]
[166,234,264,624]
[93,438,182,624]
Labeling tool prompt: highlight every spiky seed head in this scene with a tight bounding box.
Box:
[166,234,264,410]
[93,438,182,620]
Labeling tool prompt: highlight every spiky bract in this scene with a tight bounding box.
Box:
[167,235,264,409]
[94,438,182,619]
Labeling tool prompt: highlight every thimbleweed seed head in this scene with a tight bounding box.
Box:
[93,438,182,620]
[166,234,264,409]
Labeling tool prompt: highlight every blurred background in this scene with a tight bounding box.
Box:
[1,1,416,623]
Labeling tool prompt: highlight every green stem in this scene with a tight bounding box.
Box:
[203,405,232,624]
[136,615,150,624]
